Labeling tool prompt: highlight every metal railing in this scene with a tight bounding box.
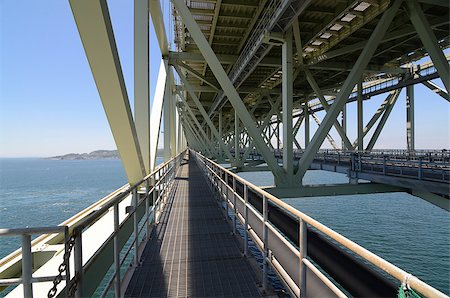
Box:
[242,148,450,184]
[0,151,186,298]
[192,150,447,298]
[0,226,69,297]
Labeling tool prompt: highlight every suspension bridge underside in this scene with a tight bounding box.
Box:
[66,0,449,210]
[169,0,450,211]
[1,0,449,297]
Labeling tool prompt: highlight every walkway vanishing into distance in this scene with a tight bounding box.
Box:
[125,156,263,297]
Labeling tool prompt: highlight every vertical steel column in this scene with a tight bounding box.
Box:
[294,0,403,181]
[304,102,309,147]
[21,234,33,298]
[219,109,223,160]
[357,80,364,151]
[133,188,139,266]
[342,105,347,150]
[243,184,249,257]
[232,177,237,235]
[282,28,294,183]
[177,107,182,154]
[170,89,177,157]
[235,110,240,164]
[406,84,415,151]
[164,65,172,162]
[276,116,280,150]
[113,204,121,297]
[74,230,83,298]
[299,219,307,297]
[262,195,268,293]
[145,179,150,240]
[134,0,150,174]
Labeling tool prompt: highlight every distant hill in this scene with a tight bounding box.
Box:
[48,149,164,160]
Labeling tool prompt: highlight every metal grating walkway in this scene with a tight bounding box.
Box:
[125,156,262,297]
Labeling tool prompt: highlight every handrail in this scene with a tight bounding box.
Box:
[0,150,186,298]
[193,150,448,298]
[0,226,69,298]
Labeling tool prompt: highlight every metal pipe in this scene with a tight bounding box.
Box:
[133,188,139,267]
[262,195,268,293]
[233,177,237,235]
[21,234,33,298]
[146,179,150,240]
[299,219,307,297]
[244,184,249,257]
[74,230,83,298]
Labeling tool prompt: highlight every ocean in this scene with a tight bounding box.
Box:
[0,158,449,295]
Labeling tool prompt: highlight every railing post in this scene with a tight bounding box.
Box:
[74,229,83,298]
[113,203,121,297]
[232,177,237,235]
[418,157,423,180]
[243,184,249,257]
[383,155,387,175]
[299,218,307,297]
[133,188,139,267]
[262,195,268,293]
[224,172,229,216]
[21,234,33,298]
[146,179,150,240]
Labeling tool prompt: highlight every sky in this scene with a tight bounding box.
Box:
[0,0,449,157]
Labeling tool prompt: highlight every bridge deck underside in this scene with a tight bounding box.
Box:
[125,156,262,297]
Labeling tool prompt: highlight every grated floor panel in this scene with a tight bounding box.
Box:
[125,156,262,297]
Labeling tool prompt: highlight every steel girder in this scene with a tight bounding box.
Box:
[69,0,145,184]
[406,0,450,92]
[134,0,150,174]
[172,0,287,184]
[174,65,234,161]
[366,90,402,151]
[294,0,404,183]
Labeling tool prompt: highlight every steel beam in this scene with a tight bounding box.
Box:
[304,69,353,150]
[170,77,177,157]
[69,0,145,184]
[304,103,310,147]
[366,90,401,151]
[175,60,219,91]
[183,115,212,156]
[150,61,167,170]
[294,0,403,182]
[306,15,449,65]
[406,0,450,92]
[352,92,395,148]
[234,110,240,164]
[134,0,150,174]
[282,28,294,182]
[357,80,364,151]
[422,80,450,102]
[177,92,213,156]
[406,85,415,151]
[149,0,168,56]
[341,105,347,150]
[174,66,234,161]
[164,66,172,161]
[172,0,286,184]
[263,183,406,198]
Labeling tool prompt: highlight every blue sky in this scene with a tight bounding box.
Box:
[0,1,449,157]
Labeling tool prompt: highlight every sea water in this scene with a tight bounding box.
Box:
[0,159,449,295]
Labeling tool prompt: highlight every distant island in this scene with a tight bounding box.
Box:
[48,149,164,160]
